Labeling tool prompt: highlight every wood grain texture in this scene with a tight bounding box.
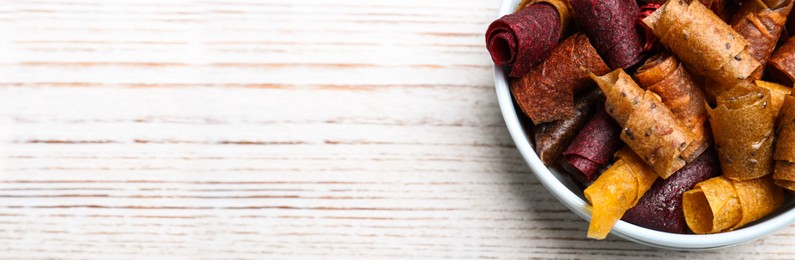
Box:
[1,0,794,259]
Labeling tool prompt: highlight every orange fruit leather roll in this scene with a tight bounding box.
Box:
[584,147,658,239]
[757,80,793,119]
[635,53,711,162]
[683,176,784,234]
[708,85,776,180]
[774,95,795,190]
[643,0,761,98]
[589,69,695,179]
[731,0,794,79]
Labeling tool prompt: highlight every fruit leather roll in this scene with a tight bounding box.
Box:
[767,36,795,86]
[757,80,793,119]
[635,53,711,162]
[562,106,622,186]
[773,95,795,190]
[511,33,610,124]
[708,85,776,180]
[515,0,574,34]
[569,0,644,69]
[639,0,731,20]
[534,89,605,165]
[590,69,695,179]
[486,2,561,78]
[585,147,658,239]
[643,0,761,91]
[622,148,720,234]
[731,0,794,79]
[683,175,784,234]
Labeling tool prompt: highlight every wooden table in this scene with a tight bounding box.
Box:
[2,0,794,258]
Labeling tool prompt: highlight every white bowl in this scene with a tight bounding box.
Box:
[493,0,795,250]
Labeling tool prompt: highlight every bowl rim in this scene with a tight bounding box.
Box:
[493,0,795,250]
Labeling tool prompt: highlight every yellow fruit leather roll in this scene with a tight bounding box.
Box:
[757,80,793,119]
[635,53,711,162]
[590,69,695,179]
[708,85,776,180]
[585,147,658,239]
[643,0,761,94]
[774,95,795,190]
[683,176,784,234]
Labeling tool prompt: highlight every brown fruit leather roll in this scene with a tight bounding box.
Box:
[774,95,795,190]
[569,0,644,69]
[534,90,605,165]
[767,36,795,86]
[590,69,695,179]
[731,0,794,79]
[643,0,761,92]
[510,33,610,124]
[562,106,622,186]
[622,148,721,234]
[635,53,711,162]
[486,3,561,78]
[708,85,776,180]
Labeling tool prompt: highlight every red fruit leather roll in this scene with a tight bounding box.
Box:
[486,3,561,78]
[621,148,721,234]
[510,33,610,124]
[570,0,644,69]
[562,106,622,186]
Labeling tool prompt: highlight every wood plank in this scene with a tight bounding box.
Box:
[1,0,794,258]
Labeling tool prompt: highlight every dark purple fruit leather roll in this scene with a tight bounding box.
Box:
[621,148,721,233]
[570,0,645,69]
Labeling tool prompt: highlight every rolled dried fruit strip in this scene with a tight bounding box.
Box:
[635,53,711,162]
[766,36,795,86]
[534,89,605,165]
[643,0,761,91]
[683,175,784,234]
[486,2,561,78]
[562,105,622,186]
[515,0,574,36]
[590,69,695,179]
[510,33,610,124]
[731,0,794,79]
[710,0,734,21]
[757,80,793,119]
[708,85,776,180]
[622,148,720,234]
[569,0,644,69]
[585,147,658,239]
[639,0,732,20]
[774,95,795,190]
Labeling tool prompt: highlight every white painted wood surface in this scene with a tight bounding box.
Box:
[1,0,794,258]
